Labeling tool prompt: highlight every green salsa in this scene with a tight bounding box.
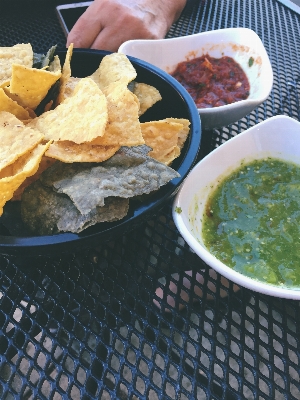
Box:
[202,158,300,287]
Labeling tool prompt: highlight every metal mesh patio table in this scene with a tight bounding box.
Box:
[0,0,300,398]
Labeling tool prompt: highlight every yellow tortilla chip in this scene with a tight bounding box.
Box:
[0,81,10,89]
[0,88,31,120]
[133,83,162,116]
[43,100,53,113]
[0,141,50,215]
[60,76,81,102]
[141,120,184,165]
[45,140,120,163]
[161,146,181,166]
[2,85,19,102]
[10,63,61,109]
[2,87,36,119]
[92,81,144,147]
[56,43,73,105]
[48,55,62,73]
[11,156,56,201]
[90,53,137,90]
[164,118,190,149]
[0,43,33,87]
[28,77,108,144]
[0,111,44,172]
[25,107,37,119]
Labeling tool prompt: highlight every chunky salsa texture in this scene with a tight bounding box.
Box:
[171,54,250,108]
[202,158,300,287]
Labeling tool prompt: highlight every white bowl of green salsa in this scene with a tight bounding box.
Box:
[173,115,300,298]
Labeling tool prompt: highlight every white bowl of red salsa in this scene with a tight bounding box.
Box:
[172,115,300,299]
[119,28,273,130]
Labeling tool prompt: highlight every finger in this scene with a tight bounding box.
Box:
[67,4,103,48]
[89,15,161,52]
[90,26,133,52]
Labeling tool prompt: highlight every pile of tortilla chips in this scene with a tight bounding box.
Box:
[0,43,191,234]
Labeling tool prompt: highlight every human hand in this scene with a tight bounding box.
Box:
[67,0,187,52]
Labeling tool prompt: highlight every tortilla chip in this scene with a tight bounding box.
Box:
[90,53,137,90]
[0,81,10,89]
[33,45,57,70]
[56,43,73,105]
[92,81,144,147]
[28,77,108,144]
[48,55,62,73]
[25,107,37,119]
[0,88,31,120]
[45,140,120,163]
[0,43,33,87]
[11,156,56,201]
[21,180,130,234]
[161,146,181,166]
[133,83,162,116]
[40,145,180,215]
[164,118,190,149]
[10,63,61,109]
[3,86,37,121]
[34,79,60,117]
[102,145,149,168]
[141,120,184,165]
[2,85,19,102]
[0,111,44,172]
[60,76,81,102]
[0,141,50,215]
[43,100,53,113]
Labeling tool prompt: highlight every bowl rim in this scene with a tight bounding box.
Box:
[0,48,202,256]
[119,27,261,50]
[118,26,259,46]
[173,115,300,299]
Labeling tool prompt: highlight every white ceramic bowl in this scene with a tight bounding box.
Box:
[172,115,300,299]
[119,28,273,130]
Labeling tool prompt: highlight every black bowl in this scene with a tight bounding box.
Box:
[0,49,201,256]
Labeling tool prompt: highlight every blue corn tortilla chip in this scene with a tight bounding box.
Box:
[21,145,180,234]
[40,145,180,215]
[40,145,150,188]
[102,144,150,167]
[21,180,129,235]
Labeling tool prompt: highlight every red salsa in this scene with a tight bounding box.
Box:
[171,54,250,108]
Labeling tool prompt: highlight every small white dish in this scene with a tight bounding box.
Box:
[119,28,273,130]
[172,115,300,299]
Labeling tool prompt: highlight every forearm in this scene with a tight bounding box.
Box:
[154,0,187,28]
[166,0,188,23]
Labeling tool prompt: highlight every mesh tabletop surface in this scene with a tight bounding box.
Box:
[0,0,300,399]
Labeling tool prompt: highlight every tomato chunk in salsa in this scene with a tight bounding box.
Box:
[171,54,250,108]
